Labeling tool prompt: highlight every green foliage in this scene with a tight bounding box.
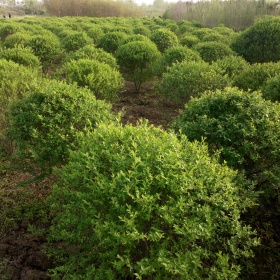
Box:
[133,25,151,36]
[233,62,280,91]
[97,31,128,54]
[26,32,62,72]
[172,87,280,279]
[231,16,280,63]
[179,34,200,48]
[116,41,161,92]
[0,46,41,69]
[64,59,124,101]
[161,60,229,103]
[150,28,178,53]
[0,59,40,118]
[7,80,117,174]
[61,31,93,53]
[160,45,201,74]
[262,75,280,102]
[47,122,257,280]
[212,55,249,79]
[172,87,280,188]
[64,45,118,69]
[193,41,235,63]
[121,34,151,45]
[2,32,32,49]
[0,23,23,41]
[86,26,104,44]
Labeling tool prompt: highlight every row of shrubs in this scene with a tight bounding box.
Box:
[0,15,280,279]
[4,79,279,279]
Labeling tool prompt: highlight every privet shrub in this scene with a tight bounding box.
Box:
[172,87,280,279]
[64,59,124,101]
[150,28,178,53]
[179,34,200,48]
[116,41,161,92]
[47,122,257,280]
[64,45,118,69]
[212,55,249,79]
[193,41,234,63]
[0,47,41,69]
[7,80,117,174]
[231,16,280,63]
[161,60,229,103]
[172,87,280,190]
[160,45,201,74]
[133,25,151,36]
[121,34,151,45]
[61,31,93,53]
[0,23,23,41]
[86,26,104,44]
[0,59,40,116]
[190,28,218,40]
[233,62,280,91]
[2,32,32,49]
[26,33,62,72]
[97,31,128,53]
[262,75,280,102]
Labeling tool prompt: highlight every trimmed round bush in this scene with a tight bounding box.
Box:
[0,46,41,69]
[7,80,117,174]
[233,62,280,91]
[231,16,280,63]
[64,45,118,69]
[262,75,280,102]
[86,26,105,44]
[0,23,23,41]
[172,87,280,188]
[212,55,249,79]
[179,34,200,48]
[0,59,40,116]
[160,45,201,73]
[61,31,93,53]
[121,34,151,45]
[2,32,32,49]
[64,59,124,101]
[47,121,257,279]
[97,31,128,53]
[133,25,151,36]
[150,28,178,53]
[172,88,280,276]
[191,28,218,40]
[193,41,234,63]
[116,41,161,92]
[161,60,229,103]
[26,33,62,71]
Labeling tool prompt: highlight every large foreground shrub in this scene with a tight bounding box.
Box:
[161,60,229,103]
[47,122,257,279]
[7,80,117,174]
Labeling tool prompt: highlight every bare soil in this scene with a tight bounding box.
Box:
[0,81,182,280]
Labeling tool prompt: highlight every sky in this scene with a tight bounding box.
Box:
[134,0,179,6]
